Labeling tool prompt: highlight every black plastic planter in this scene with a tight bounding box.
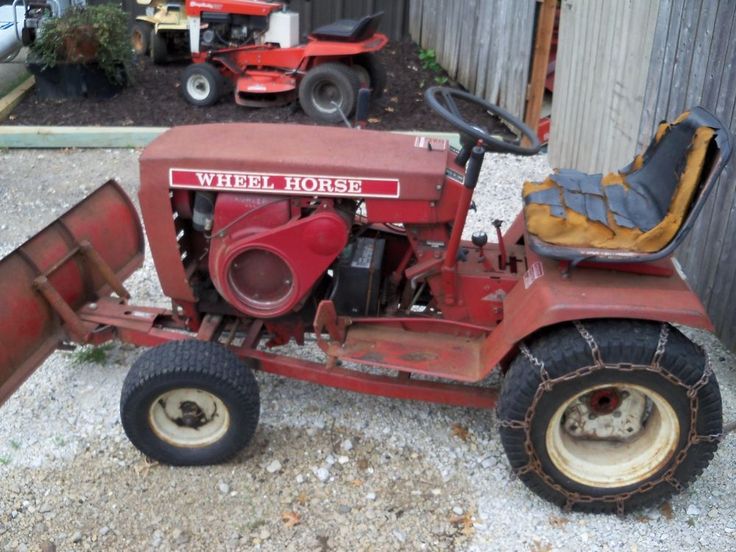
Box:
[26,61,126,100]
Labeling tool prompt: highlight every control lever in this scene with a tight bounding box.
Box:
[492,219,507,270]
[471,231,494,271]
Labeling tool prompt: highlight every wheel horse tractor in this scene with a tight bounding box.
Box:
[0,88,731,514]
[130,0,387,123]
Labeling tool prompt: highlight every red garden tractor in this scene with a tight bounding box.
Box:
[0,88,731,513]
[175,0,388,123]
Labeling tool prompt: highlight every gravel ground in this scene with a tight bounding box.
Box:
[0,147,735,551]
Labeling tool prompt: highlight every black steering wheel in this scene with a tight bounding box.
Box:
[425,87,541,156]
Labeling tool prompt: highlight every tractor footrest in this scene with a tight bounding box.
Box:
[326,324,485,382]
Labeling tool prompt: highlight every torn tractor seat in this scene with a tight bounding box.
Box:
[523,107,732,263]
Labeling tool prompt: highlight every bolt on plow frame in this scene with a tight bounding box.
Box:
[0,88,733,514]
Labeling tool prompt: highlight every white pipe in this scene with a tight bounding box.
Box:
[0,6,25,61]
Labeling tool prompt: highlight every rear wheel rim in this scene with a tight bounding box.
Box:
[546,383,680,488]
[149,387,230,447]
[187,74,211,102]
[312,80,343,114]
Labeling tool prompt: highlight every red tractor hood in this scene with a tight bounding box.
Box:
[140,123,451,201]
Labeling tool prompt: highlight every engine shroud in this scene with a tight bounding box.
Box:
[208,193,349,318]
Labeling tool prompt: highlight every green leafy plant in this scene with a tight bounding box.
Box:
[418,48,449,85]
[29,5,131,84]
[418,48,441,72]
[72,343,113,365]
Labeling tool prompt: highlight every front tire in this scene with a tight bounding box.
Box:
[180,63,224,107]
[298,62,360,124]
[497,320,722,513]
[120,340,260,466]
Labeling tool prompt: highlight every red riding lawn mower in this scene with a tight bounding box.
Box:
[177,0,388,123]
[0,88,732,513]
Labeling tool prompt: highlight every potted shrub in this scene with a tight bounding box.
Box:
[27,5,132,99]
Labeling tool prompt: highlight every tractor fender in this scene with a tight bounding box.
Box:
[480,254,712,374]
[302,33,389,61]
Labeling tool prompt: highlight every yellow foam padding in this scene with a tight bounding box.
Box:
[523,125,715,252]
[654,122,670,143]
[629,154,644,172]
[601,172,629,189]
[674,111,691,124]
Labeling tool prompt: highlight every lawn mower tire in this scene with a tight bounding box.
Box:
[151,31,169,65]
[181,63,224,107]
[497,319,722,514]
[299,62,361,124]
[353,53,386,99]
[131,22,152,57]
[120,340,260,466]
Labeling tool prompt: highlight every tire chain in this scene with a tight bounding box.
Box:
[498,321,723,514]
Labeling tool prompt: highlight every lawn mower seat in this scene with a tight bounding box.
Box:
[310,12,383,42]
[523,107,732,263]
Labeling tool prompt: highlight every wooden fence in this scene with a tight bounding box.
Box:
[122,0,410,41]
[638,0,736,348]
[408,0,536,119]
[549,0,736,351]
[548,0,659,173]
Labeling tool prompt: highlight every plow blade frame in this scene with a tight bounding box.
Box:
[0,180,144,406]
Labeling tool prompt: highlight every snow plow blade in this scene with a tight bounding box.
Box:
[0,180,143,407]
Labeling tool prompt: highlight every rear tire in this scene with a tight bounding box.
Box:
[131,22,152,56]
[151,30,169,64]
[497,320,722,513]
[299,62,360,124]
[120,340,260,466]
[180,63,224,107]
[353,53,386,98]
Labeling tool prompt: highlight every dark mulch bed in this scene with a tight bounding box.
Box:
[8,40,495,132]
[5,41,484,131]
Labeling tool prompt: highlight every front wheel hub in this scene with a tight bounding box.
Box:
[149,388,230,448]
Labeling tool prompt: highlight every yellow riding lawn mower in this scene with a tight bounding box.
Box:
[131,0,188,63]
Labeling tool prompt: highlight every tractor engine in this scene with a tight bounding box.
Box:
[202,192,354,319]
[199,12,266,49]
[199,9,298,50]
